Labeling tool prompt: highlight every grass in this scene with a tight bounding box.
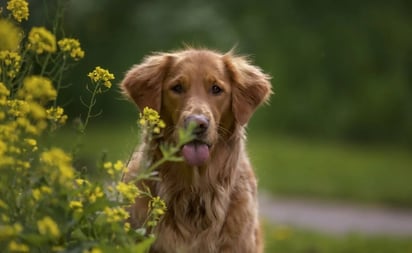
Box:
[263,224,412,253]
[248,133,412,207]
[53,121,412,207]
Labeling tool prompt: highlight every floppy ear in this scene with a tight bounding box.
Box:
[120,53,173,112]
[223,53,272,126]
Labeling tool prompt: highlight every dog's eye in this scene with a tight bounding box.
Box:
[171,83,184,94]
[211,84,223,95]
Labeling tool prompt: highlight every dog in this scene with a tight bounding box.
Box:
[120,48,272,253]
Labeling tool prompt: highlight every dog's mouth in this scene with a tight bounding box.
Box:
[181,140,210,167]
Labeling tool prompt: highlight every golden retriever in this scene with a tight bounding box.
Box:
[120,48,272,253]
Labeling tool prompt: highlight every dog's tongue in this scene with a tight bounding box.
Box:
[182,142,210,166]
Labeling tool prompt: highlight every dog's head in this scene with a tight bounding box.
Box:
[121,49,272,166]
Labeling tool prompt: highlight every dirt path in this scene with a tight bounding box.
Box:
[259,192,412,237]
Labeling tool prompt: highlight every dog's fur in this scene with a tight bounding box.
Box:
[120,48,272,253]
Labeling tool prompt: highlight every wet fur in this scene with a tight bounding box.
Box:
[121,48,272,253]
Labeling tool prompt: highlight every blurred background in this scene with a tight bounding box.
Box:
[29,0,412,251]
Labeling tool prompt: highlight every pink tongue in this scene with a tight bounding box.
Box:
[182,142,210,166]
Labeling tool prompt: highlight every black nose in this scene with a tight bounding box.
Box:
[184,114,209,137]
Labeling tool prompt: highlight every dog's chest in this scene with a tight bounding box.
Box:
[160,188,227,234]
[153,190,227,252]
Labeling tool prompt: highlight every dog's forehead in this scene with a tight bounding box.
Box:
[172,50,226,76]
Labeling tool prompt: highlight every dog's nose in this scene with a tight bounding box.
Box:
[184,114,209,137]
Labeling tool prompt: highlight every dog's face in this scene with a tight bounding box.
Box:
[121,49,271,166]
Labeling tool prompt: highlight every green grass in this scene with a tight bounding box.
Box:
[248,134,412,207]
[53,122,412,207]
[263,224,412,253]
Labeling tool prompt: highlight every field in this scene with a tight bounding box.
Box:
[248,132,412,207]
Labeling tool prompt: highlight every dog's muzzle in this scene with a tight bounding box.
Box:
[181,114,211,166]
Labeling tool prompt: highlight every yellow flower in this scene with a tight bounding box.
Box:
[28,102,47,120]
[46,106,68,124]
[57,38,85,60]
[52,246,65,252]
[88,186,104,203]
[88,66,115,89]
[40,148,74,182]
[0,199,8,209]
[17,76,57,103]
[27,27,56,54]
[0,82,10,106]
[0,19,22,51]
[32,188,41,200]
[8,240,29,252]
[37,216,60,238]
[103,161,115,175]
[124,222,131,232]
[103,207,129,222]
[24,138,37,151]
[116,182,139,202]
[0,50,22,78]
[149,196,167,217]
[32,186,52,200]
[113,160,124,171]
[139,107,166,134]
[75,178,90,186]
[0,223,22,239]
[40,186,52,194]
[83,248,102,253]
[69,201,83,212]
[6,99,30,117]
[6,0,29,22]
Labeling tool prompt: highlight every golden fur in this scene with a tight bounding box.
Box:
[120,48,272,253]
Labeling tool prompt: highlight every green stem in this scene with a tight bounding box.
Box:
[40,53,51,76]
[81,83,100,133]
[53,58,66,107]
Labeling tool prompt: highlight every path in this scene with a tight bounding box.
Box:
[258,192,412,237]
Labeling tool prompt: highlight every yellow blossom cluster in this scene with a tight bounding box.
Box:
[32,186,52,201]
[27,27,56,54]
[147,196,167,227]
[46,106,68,125]
[0,19,22,51]
[116,181,139,203]
[0,2,169,251]
[103,160,125,176]
[17,76,57,103]
[69,201,83,212]
[6,0,29,23]
[103,206,130,223]
[40,148,74,183]
[88,66,115,89]
[139,106,166,134]
[8,240,29,252]
[37,216,60,238]
[58,38,85,61]
[0,50,22,78]
[0,82,10,107]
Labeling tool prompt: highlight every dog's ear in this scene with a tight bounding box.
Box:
[223,53,272,126]
[120,53,173,112]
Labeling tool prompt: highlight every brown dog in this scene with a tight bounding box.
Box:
[120,48,272,253]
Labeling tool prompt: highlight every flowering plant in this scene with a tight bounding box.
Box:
[0,1,180,252]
